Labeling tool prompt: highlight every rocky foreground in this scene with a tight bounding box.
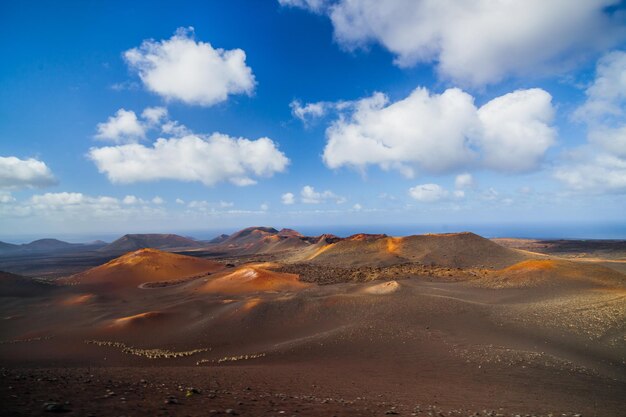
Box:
[2,367,589,417]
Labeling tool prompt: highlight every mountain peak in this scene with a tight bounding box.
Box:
[100,233,201,253]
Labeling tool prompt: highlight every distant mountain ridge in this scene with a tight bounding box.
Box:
[204,227,527,269]
[0,241,19,252]
[24,239,76,251]
[99,234,202,253]
[0,238,106,255]
[1,227,528,271]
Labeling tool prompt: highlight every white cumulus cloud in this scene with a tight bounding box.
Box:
[123,195,143,205]
[281,0,625,86]
[454,173,474,190]
[0,156,57,190]
[30,192,107,207]
[281,192,295,205]
[160,120,190,137]
[588,126,626,159]
[124,27,256,106]
[141,106,168,125]
[408,184,449,203]
[300,185,346,204]
[557,51,626,193]
[477,89,556,172]
[575,51,626,158]
[0,192,15,204]
[556,153,626,192]
[2,192,166,223]
[290,99,352,125]
[278,0,329,13]
[96,106,189,144]
[88,133,289,187]
[95,109,146,143]
[323,87,555,176]
[574,51,626,123]
[290,100,329,123]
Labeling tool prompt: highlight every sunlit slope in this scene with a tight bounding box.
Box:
[199,263,311,294]
[62,248,223,288]
[483,259,626,289]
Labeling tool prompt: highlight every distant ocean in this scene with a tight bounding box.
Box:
[4,222,624,244]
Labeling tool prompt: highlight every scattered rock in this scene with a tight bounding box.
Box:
[43,402,68,413]
[186,387,201,397]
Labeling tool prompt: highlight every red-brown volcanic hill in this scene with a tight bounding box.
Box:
[214,227,312,255]
[294,233,402,267]
[222,227,280,245]
[392,233,528,268]
[99,234,202,253]
[277,228,304,238]
[483,259,626,289]
[300,232,526,268]
[199,263,311,294]
[61,248,223,289]
[0,271,55,297]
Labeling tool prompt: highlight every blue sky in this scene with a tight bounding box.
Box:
[1,0,626,241]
